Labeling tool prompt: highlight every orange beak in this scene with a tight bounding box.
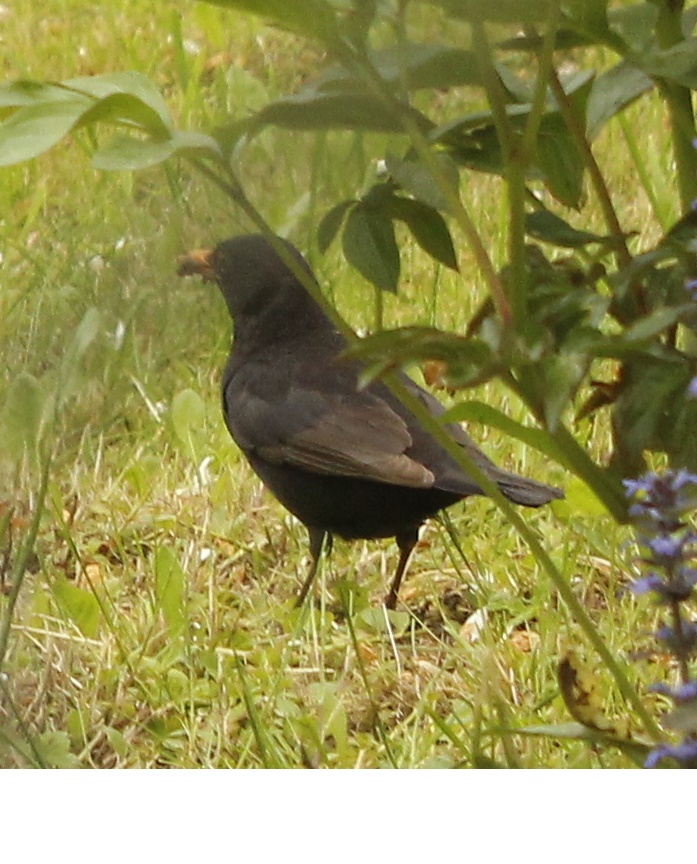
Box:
[177,248,217,282]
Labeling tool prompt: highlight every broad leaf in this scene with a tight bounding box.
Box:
[170,387,207,460]
[154,546,187,639]
[384,151,460,212]
[386,196,458,270]
[317,43,482,92]
[525,210,609,248]
[639,37,697,88]
[425,0,548,23]
[0,71,177,166]
[78,92,170,136]
[342,204,400,292]
[608,2,658,52]
[536,110,586,211]
[622,306,690,343]
[199,0,341,44]
[3,372,45,461]
[317,199,355,252]
[345,326,494,386]
[65,71,172,128]
[249,88,434,134]
[0,99,89,165]
[93,131,221,170]
[52,577,101,638]
[586,60,653,139]
[0,80,79,110]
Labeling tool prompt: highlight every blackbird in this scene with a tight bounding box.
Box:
[178,234,562,609]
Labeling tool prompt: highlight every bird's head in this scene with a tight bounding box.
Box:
[177,234,317,321]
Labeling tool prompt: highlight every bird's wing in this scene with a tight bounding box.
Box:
[227,380,435,489]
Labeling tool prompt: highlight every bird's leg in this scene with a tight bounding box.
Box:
[295,528,328,607]
[385,527,419,610]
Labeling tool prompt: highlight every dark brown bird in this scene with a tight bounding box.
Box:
[178,235,562,609]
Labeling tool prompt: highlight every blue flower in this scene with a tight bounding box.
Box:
[626,469,697,766]
[649,680,697,702]
[645,738,697,768]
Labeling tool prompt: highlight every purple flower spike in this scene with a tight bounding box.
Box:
[645,738,697,768]
[626,469,697,767]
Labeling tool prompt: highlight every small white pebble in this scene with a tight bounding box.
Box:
[197,455,214,487]
[460,608,487,643]
[113,320,126,350]
[183,38,200,55]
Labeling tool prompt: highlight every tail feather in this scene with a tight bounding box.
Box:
[495,471,563,507]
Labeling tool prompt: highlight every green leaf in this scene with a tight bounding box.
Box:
[58,307,102,407]
[541,353,588,432]
[562,0,609,37]
[612,355,690,474]
[515,721,650,765]
[669,384,697,472]
[35,731,82,769]
[52,577,101,638]
[92,130,221,170]
[433,101,586,207]
[0,99,89,166]
[0,72,175,166]
[104,726,128,758]
[427,0,548,24]
[64,71,172,128]
[3,372,45,461]
[442,400,568,467]
[586,60,653,139]
[608,3,657,52]
[154,546,187,639]
[78,92,170,136]
[198,0,341,44]
[73,306,102,357]
[317,199,355,252]
[386,196,458,270]
[170,388,207,460]
[622,305,689,343]
[249,88,433,134]
[638,37,697,88]
[371,43,480,90]
[384,151,460,211]
[525,210,609,248]
[345,326,494,387]
[536,112,585,210]
[342,204,400,292]
[0,80,78,109]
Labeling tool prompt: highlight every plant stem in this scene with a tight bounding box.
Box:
[653,0,697,210]
[547,69,632,270]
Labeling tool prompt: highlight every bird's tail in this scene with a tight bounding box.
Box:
[494,470,563,507]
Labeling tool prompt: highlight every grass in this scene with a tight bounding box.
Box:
[0,0,677,768]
